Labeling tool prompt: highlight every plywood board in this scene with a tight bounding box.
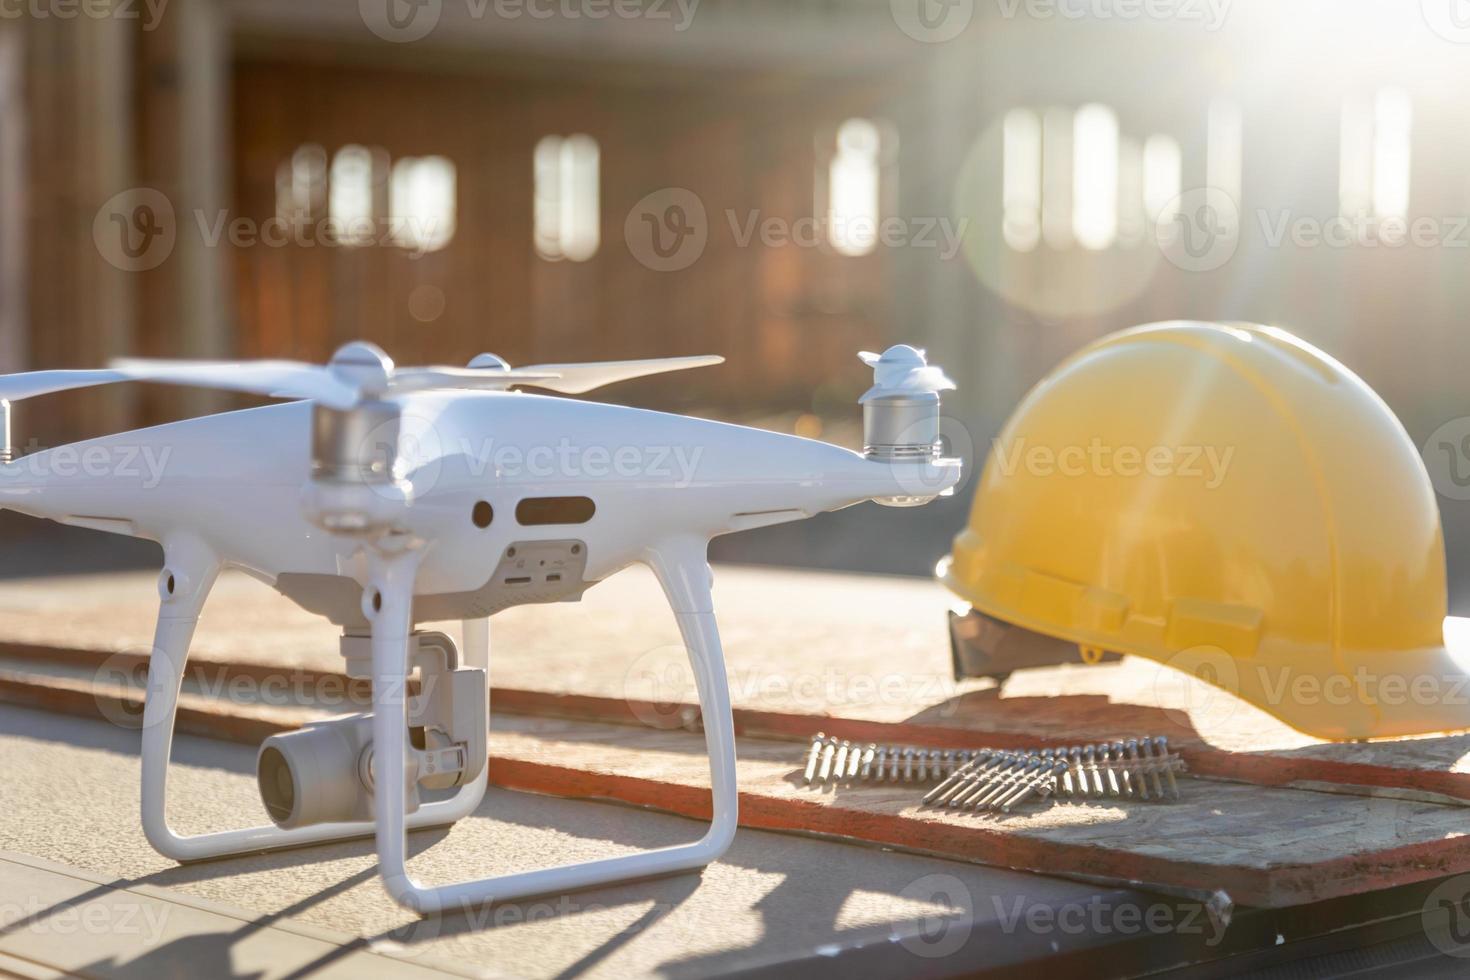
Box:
[485,714,1470,909]
[3,568,1470,802]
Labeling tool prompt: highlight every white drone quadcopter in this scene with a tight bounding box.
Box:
[0,341,960,914]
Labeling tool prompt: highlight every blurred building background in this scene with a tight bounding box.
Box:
[4,0,1470,605]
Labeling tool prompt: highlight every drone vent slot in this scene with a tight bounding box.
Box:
[515,496,596,526]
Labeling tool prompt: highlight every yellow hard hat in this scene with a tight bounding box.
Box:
[940,320,1470,740]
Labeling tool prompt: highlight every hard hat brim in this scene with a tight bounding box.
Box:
[941,559,1470,742]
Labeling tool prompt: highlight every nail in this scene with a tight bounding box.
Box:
[803,733,825,785]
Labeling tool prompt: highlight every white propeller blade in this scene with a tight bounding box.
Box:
[511,355,724,394]
[109,359,362,409]
[390,366,562,392]
[0,369,131,402]
[3,348,725,409]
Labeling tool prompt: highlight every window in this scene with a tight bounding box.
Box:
[534,135,600,262]
[827,118,883,256]
[329,145,384,247]
[1002,108,1042,251]
[390,156,457,253]
[1072,104,1119,250]
[1142,135,1183,227]
[1002,104,1180,254]
[1041,107,1074,249]
[1206,98,1243,234]
[274,144,455,253]
[1341,88,1412,227]
[276,144,327,225]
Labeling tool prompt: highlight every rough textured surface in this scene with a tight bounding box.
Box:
[0,705,1175,979]
[5,566,1470,800]
[0,851,464,979]
[480,714,1470,909]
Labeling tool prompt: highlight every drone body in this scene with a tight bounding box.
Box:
[0,343,961,915]
[0,390,951,621]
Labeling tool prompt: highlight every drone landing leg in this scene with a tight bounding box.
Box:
[369,537,737,915]
[138,536,484,863]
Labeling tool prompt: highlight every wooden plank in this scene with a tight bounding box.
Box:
[3,567,1470,805]
[3,660,1463,911]
[484,713,1470,910]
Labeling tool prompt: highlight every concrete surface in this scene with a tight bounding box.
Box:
[0,704,1166,978]
[0,851,458,979]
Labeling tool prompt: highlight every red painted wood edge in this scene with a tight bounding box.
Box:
[488,687,1470,802]
[5,672,1465,908]
[12,641,1465,801]
[482,756,1470,909]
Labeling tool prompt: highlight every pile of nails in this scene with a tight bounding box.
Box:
[801,734,1186,813]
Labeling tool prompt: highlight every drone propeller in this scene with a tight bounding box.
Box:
[0,344,723,412]
[106,347,563,411]
[500,355,726,395]
[102,348,724,406]
[0,343,725,525]
[0,369,131,403]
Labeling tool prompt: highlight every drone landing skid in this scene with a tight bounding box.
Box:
[139,536,486,864]
[139,533,738,914]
